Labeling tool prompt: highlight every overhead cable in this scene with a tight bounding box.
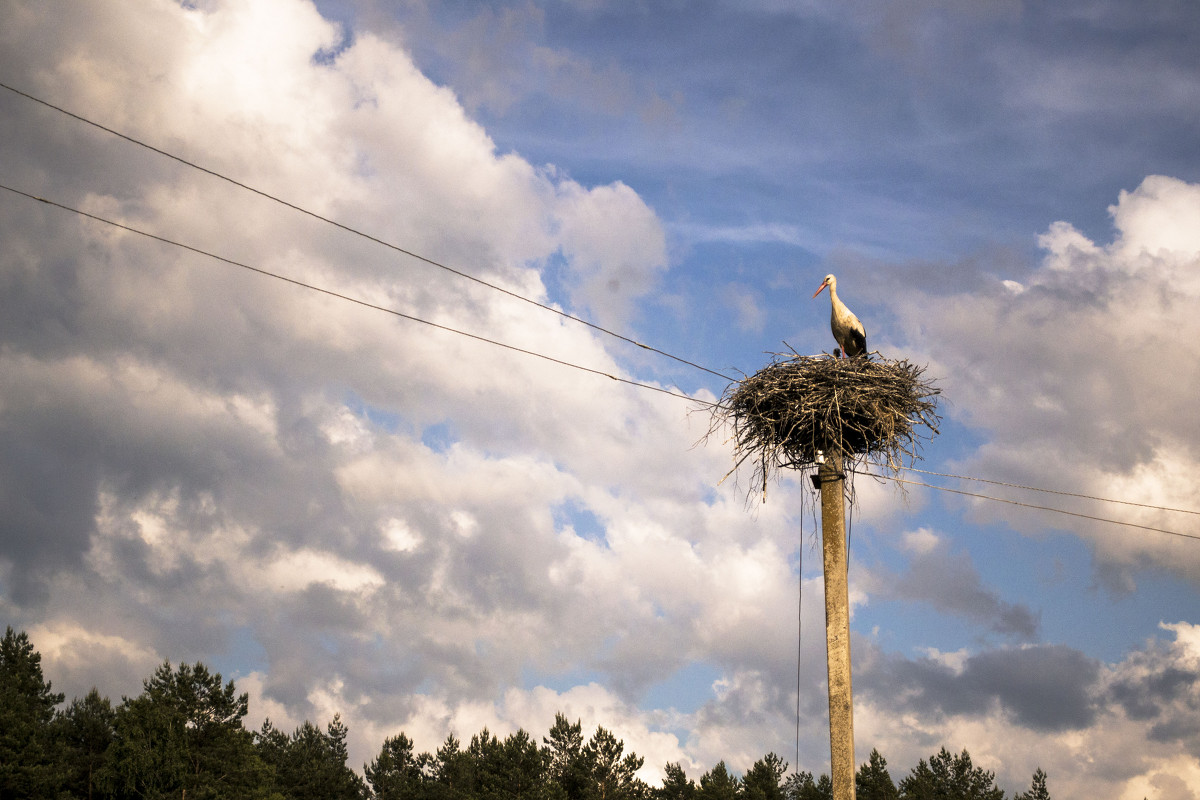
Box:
[901,466,1200,517]
[861,471,1200,542]
[0,182,715,408]
[6,175,1192,534]
[8,86,1192,526]
[0,79,734,383]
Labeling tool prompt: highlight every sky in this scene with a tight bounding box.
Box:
[2,0,1200,797]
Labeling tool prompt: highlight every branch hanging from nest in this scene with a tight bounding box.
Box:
[706,351,941,500]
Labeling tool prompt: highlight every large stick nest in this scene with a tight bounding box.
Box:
[709,352,941,496]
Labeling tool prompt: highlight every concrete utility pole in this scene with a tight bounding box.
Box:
[816,452,855,800]
[715,351,938,800]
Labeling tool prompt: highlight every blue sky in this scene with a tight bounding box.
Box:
[2,1,1200,796]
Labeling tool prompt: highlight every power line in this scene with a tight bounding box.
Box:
[0,79,735,383]
[901,466,1200,517]
[0,182,716,408]
[860,470,1200,542]
[9,176,1196,539]
[7,76,1194,527]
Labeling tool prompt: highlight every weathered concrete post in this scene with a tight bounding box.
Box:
[817,452,855,800]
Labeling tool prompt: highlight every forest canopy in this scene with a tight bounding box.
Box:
[1,626,1049,799]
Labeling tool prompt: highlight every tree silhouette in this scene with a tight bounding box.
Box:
[0,627,65,797]
[104,661,266,799]
[1013,767,1050,800]
[898,748,1003,800]
[856,749,898,800]
[56,688,116,800]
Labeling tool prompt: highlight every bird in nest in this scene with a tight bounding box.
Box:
[812,273,867,359]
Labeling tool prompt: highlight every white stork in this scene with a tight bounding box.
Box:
[812,273,867,358]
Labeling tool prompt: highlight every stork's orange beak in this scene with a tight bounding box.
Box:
[812,281,828,298]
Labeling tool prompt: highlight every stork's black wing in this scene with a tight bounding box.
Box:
[844,328,867,358]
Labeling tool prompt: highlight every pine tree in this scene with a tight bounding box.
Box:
[255,717,291,776]
[422,733,474,800]
[545,714,594,800]
[585,726,646,800]
[261,715,365,800]
[783,771,827,800]
[469,728,504,800]
[55,688,116,800]
[898,748,1004,800]
[496,729,554,800]
[656,763,696,800]
[367,732,425,800]
[103,661,268,799]
[855,749,898,800]
[697,761,740,800]
[743,754,788,800]
[1013,767,1050,800]
[0,627,65,797]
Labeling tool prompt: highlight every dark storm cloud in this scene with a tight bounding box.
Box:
[1105,645,1200,745]
[899,550,1039,639]
[875,537,1041,640]
[0,429,99,599]
[1110,665,1197,721]
[963,646,1098,730]
[860,643,1099,732]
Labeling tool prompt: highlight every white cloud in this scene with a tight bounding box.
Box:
[0,0,809,776]
[554,180,669,328]
[259,548,385,593]
[1109,176,1200,260]
[901,527,941,555]
[3,2,1198,797]
[877,175,1200,588]
[1160,621,1200,668]
[914,646,971,673]
[856,622,1200,798]
[1036,219,1102,271]
[26,620,162,698]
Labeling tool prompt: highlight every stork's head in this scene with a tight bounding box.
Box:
[812,273,836,298]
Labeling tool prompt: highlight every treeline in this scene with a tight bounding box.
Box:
[1,626,1050,799]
